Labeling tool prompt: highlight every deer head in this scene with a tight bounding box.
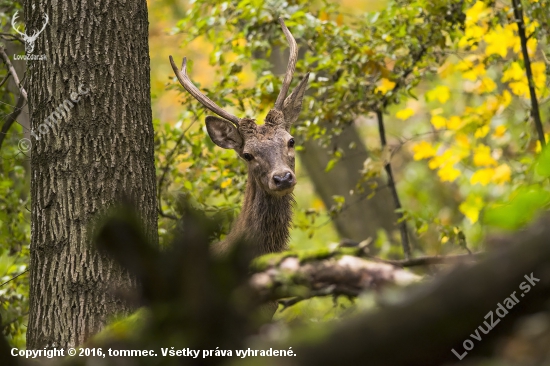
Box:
[11,11,49,54]
[169,18,309,197]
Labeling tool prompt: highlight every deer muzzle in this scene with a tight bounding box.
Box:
[270,171,296,193]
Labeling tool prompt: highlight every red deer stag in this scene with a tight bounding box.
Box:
[169,18,309,257]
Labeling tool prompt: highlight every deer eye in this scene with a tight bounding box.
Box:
[243,153,254,161]
[288,138,295,148]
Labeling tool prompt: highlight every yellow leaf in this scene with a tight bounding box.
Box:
[473,144,497,167]
[484,25,509,58]
[474,125,490,138]
[412,141,436,160]
[220,178,232,189]
[502,62,524,82]
[527,37,537,56]
[426,85,451,103]
[532,61,547,89]
[376,78,396,95]
[492,164,511,185]
[465,1,488,25]
[431,115,447,130]
[455,133,470,149]
[535,134,550,153]
[396,108,414,120]
[462,64,486,81]
[470,168,494,186]
[438,164,461,182]
[447,116,463,131]
[500,90,512,108]
[459,194,484,223]
[429,150,455,169]
[493,125,507,137]
[509,81,529,98]
[476,77,497,94]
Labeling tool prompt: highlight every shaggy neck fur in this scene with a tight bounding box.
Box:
[216,172,293,257]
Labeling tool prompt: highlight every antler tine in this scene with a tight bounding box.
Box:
[169,55,241,126]
[39,13,49,33]
[274,17,298,110]
[11,12,26,37]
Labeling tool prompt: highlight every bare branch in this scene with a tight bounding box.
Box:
[250,254,421,303]
[511,0,545,147]
[0,47,27,101]
[0,92,26,152]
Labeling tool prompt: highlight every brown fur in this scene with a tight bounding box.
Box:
[213,111,296,257]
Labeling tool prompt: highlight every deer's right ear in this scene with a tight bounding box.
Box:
[205,116,243,150]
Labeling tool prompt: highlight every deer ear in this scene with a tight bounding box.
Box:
[205,116,243,150]
[281,73,310,130]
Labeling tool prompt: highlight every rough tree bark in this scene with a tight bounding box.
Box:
[26,1,157,348]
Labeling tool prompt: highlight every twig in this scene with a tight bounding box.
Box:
[0,269,29,288]
[371,46,427,259]
[0,72,10,88]
[0,93,26,152]
[374,253,481,267]
[157,207,178,220]
[0,33,23,43]
[376,110,411,259]
[157,118,196,219]
[0,47,27,101]
[511,0,545,147]
[1,312,28,330]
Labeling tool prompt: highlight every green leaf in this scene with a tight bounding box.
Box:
[535,145,550,178]
[483,187,550,230]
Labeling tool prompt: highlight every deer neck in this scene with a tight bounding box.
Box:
[222,175,293,257]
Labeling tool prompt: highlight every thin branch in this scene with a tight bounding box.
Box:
[0,33,23,43]
[511,0,545,146]
[0,269,29,288]
[157,118,196,219]
[374,253,481,267]
[376,110,411,259]
[0,47,27,101]
[0,92,26,152]
[1,312,28,331]
[370,46,428,259]
[0,72,10,88]
[157,207,178,220]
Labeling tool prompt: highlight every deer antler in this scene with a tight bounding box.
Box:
[274,18,298,110]
[11,12,27,39]
[169,56,241,126]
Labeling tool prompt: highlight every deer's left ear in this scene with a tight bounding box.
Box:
[205,116,243,150]
[281,73,310,130]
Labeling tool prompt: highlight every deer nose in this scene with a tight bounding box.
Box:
[272,171,295,189]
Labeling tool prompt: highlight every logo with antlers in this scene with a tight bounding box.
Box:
[11,11,49,54]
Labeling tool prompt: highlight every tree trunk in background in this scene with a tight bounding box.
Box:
[26,1,157,348]
[300,126,397,242]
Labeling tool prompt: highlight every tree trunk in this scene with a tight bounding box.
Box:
[25,1,157,349]
[300,126,397,242]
